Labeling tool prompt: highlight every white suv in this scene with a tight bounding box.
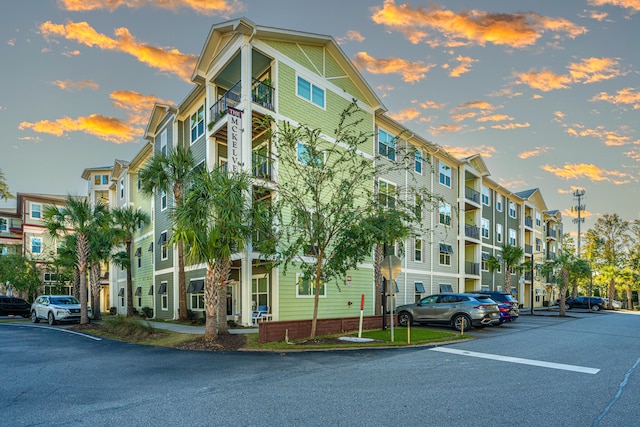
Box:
[31,295,90,325]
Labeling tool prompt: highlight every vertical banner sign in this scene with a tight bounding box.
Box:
[227,107,242,172]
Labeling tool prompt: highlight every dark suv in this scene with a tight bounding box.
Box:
[485,292,519,323]
[566,296,606,312]
[0,296,31,317]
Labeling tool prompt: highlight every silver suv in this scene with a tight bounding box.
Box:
[396,293,500,331]
[31,295,90,325]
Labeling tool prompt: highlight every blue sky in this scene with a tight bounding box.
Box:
[1,0,638,240]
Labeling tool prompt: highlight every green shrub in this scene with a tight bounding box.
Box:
[140,306,153,318]
[101,315,156,339]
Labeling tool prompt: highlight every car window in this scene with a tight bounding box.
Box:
[476,295,494,303]
[50,297,80,305]
[438,295,458,303]
[420,295,439,305]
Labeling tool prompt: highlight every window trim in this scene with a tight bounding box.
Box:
[496,194,503,212]
[481,218,490,239]
[439,161,451,188]
[296,273,326,298]
[160,128,168,155]
[496,223,503,243]
[481,186,490,206]
[190,105,205,144]
[378,128,396,161]
[509,228,517,246]
[414,149,423,174]
[296,141,325,167]
[160,231,168,260]
[160,190,167,211]
[31,203,41,219]
[31,236,42,254]
[296,75,325,109]
[0,217,6,232]
[509,201,517,218]
[439,201,452,227]
[414,238,423,262]
[378,178,397,209]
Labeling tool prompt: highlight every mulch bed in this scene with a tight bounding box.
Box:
[175,334,247,351]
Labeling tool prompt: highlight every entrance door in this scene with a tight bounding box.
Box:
[227,282,239,319]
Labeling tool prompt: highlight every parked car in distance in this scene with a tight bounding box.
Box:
[602,298,622,310]
[484,292,519,322]
[0,296,31,318]
[31,295,90,325]
[396,293,501,331]
[565,296,606,312]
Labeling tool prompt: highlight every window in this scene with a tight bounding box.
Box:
[439,243,453,266]
[252,276,270,307]
[378,180,397,208]
[414,239,423,262]
[497,194,503,212]
[481,218,490,239]
[31,203,41,219]
[119,178,124,199]
[160,231,168,260]
[0,218,6,232]
[31,237,42,254]
[160,129,167,155]
[414,149,423,174]
[481,252,489,271]
[496,223,503,243]
[296,142,324,167]
[159,282,168,310]
[188,280,205,310]
[378,129,396,161]
[1,247,7,256]
[44,272,59,282]
[297,76,325,108]
[296,273,326,297]
[439,202,451,226]
[481,186,490,206]
[535,237,542,252]
[509,201,517,218]
[536,212,541,227]
[415,282,425,302]
[509,228,517,245]
[190,105,205,143]
[94,174,108,185]
[160,190,167,211]
[439,284,453,293]
[439,162,451,187]
[118,288,125,307]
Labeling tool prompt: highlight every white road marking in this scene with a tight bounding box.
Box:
[5,323,102,341]
[431,347,600,374]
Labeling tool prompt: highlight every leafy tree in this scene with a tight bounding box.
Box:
[0,253,41,301]
[540,250,576,316]
[111,207,150,316]
[172,167,254,340]
[138,144,195,321]
[487,243,524,295]
[44,198,109,324]
[87,224,116,320]
[0,168,13,201]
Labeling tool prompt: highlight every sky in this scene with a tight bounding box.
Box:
[1,0,639,241]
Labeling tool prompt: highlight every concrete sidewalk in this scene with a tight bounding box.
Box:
[147,321,257,335]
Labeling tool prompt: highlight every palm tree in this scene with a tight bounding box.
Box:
[44,198,109,324]
[487,243,524,295]
[172,167,253,340]
[138,144,195,321]
[111,207,150,316]
[0,168,13,200]
[540,251,574,316]
[88,226,115,320]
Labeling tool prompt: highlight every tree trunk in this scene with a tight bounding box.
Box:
[73,269,80,300]
[126,240,134,316]
[504,267,512,294]
[310,255,323,339]
[216,259,231,335]
[203,264,217,340]
[77,233,90,324]
[177,240,188,321]
[559,268,569,317]
[374,244,383,316]
[626,288,632,310]
[90,262,102,320]
[608,278,615,310]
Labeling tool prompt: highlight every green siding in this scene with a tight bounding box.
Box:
[155,273,174,320]
[132,235,154,311]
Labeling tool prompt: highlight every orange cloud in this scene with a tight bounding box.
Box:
[429,124,463,135]
[519,146,551,159]
[491,122,530,130]
[448,55,477,77]
[516,57,622,91]
[53,79,99,91]
[541,163,633,184]
[487,88,523,98]
[625,148,640,162]
[591,87,640,109]
[442,145,497,158]
[419,100,445,109]
[588,0,640,12]
[476,114,513,123]
[58,0,244,15]
[562,207,593,219]
[371,0,587,48]
[353,51,435,83]
[337,30,365,44]
[19,115,140,144]
[388,107,421,123]
[40,21,197,82]
[110,90,173,126]
[565,124,636,146]
[584,10,609,21]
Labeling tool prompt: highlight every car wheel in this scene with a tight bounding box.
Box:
[591,304,601,312]
[452,314,471,332]
[397,311,413,327]
[31,311,39,323]
[48,312,56,325]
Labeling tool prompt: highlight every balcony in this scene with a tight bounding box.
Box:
[547,229,557,239]
[525,216,533,228]
[252,151,273,180]
[209,80,242,128]
[524,244,532,254]
[465,224,480,240]
[465,187,480,204]
[251,79,274,110]
[465,262,480,275]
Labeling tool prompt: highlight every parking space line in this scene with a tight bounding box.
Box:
[431,347,600,374]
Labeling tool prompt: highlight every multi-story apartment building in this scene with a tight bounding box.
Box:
[81,17,562,321]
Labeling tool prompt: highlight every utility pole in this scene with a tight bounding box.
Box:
[571,189,586,257]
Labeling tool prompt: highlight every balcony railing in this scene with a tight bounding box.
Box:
[209,80,242,127]
[252,152,273,180]
[524,244,532,254]
[465,187,480,204]
[525,216,533,228]
[547,229,557,238]
[525,272,533,282]
[465,224,480,240]
[251,79,274,110]
[465,262,480,275]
